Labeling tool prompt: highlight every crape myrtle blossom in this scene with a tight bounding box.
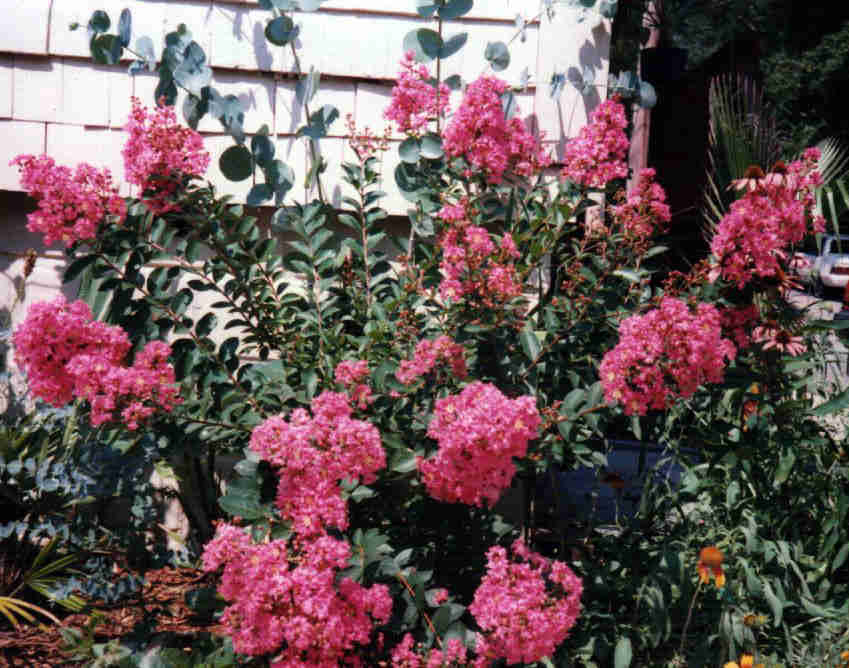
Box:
[249,389,385,539]
[390,634,471,667]
[599,297,736,416]
[442,75,551,184]
[122,97,210,214]
[10,154,126,247]
[611,167,671,238]
[396,335,467,385]
[13,297,180,429]
[561,97,629,188]
[334,359,374,409]
[201,526,391,663]
[469,540,582,665]
[384,51,450,135]
[418,382,540,507]
[710,148,825,288]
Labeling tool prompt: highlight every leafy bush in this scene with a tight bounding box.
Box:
[5,1,849,665]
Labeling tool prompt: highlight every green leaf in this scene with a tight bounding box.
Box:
[811,386,849,416]
[773,447,796,487]
[265,15,296,46]
[247,184,273,206]
[638,80,657,109]
[416,0,439,18]
[832,542,849,573]
[183,91,209,129]
[438,0,473,19]
[439,32,468,59]
[299,105,339,139]
[403,28,442,63]
[485,41,510,71]
[172,41,211,97]
[519,326,541,361]
[420,133,443,159]
[296,68,320,107]
[196,313,218,337]
[763,581,784,626]
[399,137,421,164]
[117,8,131,47]
[219,144,254,181]
[444,74,463,90]
[251,134,275,167]
[614,636,632,668]
[87,10,110,36]
[90,34,123,65]
[135,36,155,68]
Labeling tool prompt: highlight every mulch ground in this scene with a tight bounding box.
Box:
[0,567,223,667]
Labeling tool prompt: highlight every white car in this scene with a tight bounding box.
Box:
[794,234,849,296]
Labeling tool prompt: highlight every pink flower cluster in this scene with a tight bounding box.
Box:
[13,297,180,429]
[249,390,385,539]
[418,382,540,507]
[611,167,671,238]
[438,223,522,305]
[396,336,467,385]
[122,97,210,214]
[202,526,392,663]
[719,303,760,350]
[11,154,126,247]
[442,76,551,184]
[391,634,471,667]
[384,52,450,135]
[561,98,629,188]
[710,148,825,288]
[599,297,736,415]
[469,540,582,665]
[334,359,374,409]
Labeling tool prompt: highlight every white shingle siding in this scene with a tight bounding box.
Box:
[0,0,51,55]
[1,0,611,210]
[0,57,13,119]
[0,120,46,190]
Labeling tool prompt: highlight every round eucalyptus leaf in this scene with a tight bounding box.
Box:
[638,80,657,109]
[484,41,510,71]
[444,74,463,90]
[251,134,276,167]
[599,0,618,18]
[265,15,296,46]
[87,10,110,35]
[416,0,438,18]
[438,0,473,19]
[403,28,443,63]
[399,137,421,164]
[420,133,443,160]
[267,160,295,192]
[247,184,274,206]
[439,32,468,59]
[118,8,132,47]
[90,34,123,65]
[219,145,254,182]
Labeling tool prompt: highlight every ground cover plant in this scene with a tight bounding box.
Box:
[3,0,849,666]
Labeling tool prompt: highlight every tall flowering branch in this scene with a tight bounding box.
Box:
[123,97,210,214]
[385,52,451,135]
[561,97,629,188]
[442,75,551,184]
[10,155,126,247]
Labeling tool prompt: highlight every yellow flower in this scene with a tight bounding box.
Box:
[697,545,725,588]
[724,654,763,668]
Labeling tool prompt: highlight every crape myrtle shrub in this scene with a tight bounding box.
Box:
[7,1,849,665]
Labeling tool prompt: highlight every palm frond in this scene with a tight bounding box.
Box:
[701,72,782,242]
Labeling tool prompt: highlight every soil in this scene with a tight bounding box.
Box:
[0,567,223,667]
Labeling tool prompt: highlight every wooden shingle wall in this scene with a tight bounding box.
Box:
[0,1,610,211]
